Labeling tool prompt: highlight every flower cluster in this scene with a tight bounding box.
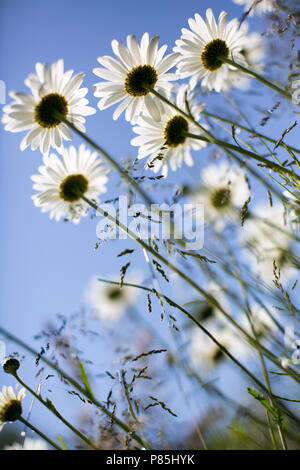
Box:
[2,8,264,223]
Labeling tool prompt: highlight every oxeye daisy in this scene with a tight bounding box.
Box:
[221,24,265,92]
[194,162,250,230]
[2,59,96,156]
[0,386,25,431]
[240,203,295,284]
[174,8,248,92]
[93,33,179,124]
[85,274,140,324]
[233,0,275,16]
[130,84,207,176]
[31,144,108,224]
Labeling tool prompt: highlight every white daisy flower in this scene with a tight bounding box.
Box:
[233,0,275,16]
[0,386,25,431]
[240,203,295,284]
[4,437,49,451]
[130,84,207,176]
[222,24,265,91]
[85,274,140,324]
[194,161,250,230]
[2,59,96,156]
[93,33,179,124]
[174,8,248,92]
[31,144,109,224]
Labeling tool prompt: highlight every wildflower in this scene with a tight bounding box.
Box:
[31,144,108,223]
[93,33,178,123]
[174,8,248,92]
[240,203,295,284]
[194,161,250,230]
[131,84,206,176]
[85,274,140,323]
[2,60,95,156]
[0,386,25,431]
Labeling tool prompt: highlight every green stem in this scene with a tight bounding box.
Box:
[14,372,100,450]
[60,116,154,207]
[220,57,292,100]
[0,327,151,450]
[185,132,299,180]
[202,110,300,156]
[18,416,62,450]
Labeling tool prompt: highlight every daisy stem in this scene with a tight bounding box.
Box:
[81,195,300,394]
[185,132,299,180]
[202,110,300,156]
[13,372,100,450]
[18,416,63,450]
[0,327,151,450]
[220,57,292,100]
[59,115,154,207]
[147,87,299,181]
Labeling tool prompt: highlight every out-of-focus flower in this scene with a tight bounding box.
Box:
[93,33,178,124]
[2,60,95,156]
[193,161,250,231]
[232,0,275,16]
[4,437,49,450]
[31,144,108,223]
[188,320,250,373]
[240,203,296,284]
[0,386,25,431]
[131,84,206,176]
[85,274,140,324]
[174,9,248,92]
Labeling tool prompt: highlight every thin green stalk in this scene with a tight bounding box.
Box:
[82,194,300,389]
[220,57,292,100]
[18,416,62,450]
[185,132,299,180]
[14,372,100,450]
[0,327,152,450]
[60,116,154,207]
[202,111,300,155]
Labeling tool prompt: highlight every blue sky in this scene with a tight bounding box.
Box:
[0,0,299,446]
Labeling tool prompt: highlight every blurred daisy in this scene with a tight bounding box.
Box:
[31,144,108,223]
[233,0,275,16]
[93,33,178,123]
[283,190,300,231]
[2,59,95,156]
[240,203,296,284]
[174,8,248,92]
[0,386,25,431]
[4,438,48,451]
[131,84,207,176]
[185,280,229,327]
[188,320,250,373]
[85,274,140,324]
[195,161,250,230]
